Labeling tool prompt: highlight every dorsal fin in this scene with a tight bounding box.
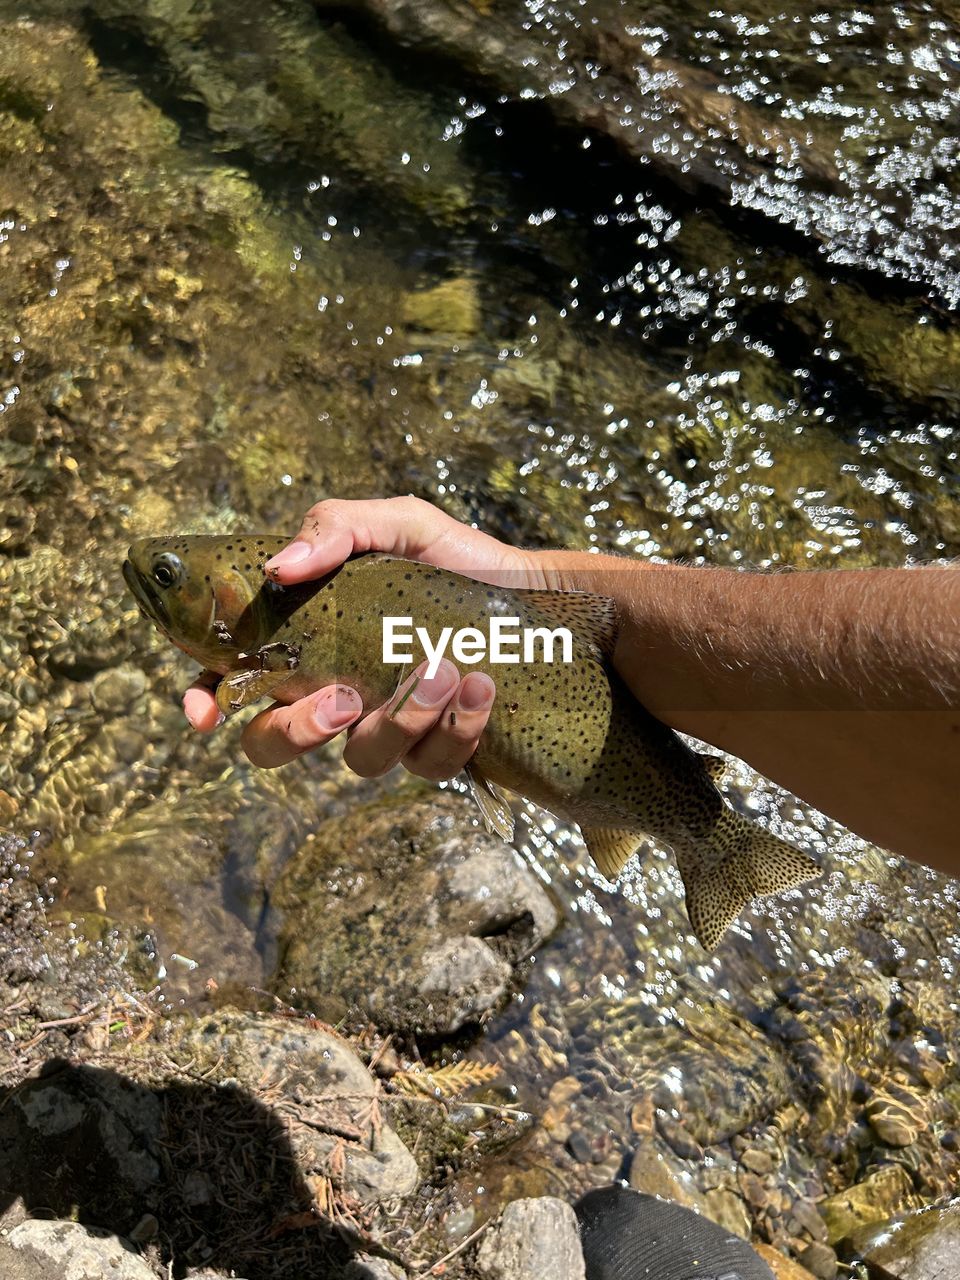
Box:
[465,762,515,840]
[581,826,645,881]
[520,590,620,659]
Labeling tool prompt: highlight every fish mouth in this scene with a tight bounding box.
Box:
[122,558,169,627]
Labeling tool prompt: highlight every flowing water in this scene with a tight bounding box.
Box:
[1,0,960,1268]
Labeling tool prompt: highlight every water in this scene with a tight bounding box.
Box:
[1,0,959,1268]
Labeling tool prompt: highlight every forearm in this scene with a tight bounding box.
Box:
[533,552,960,873]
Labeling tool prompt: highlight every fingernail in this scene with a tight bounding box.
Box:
[412,660,458,706]
[215,711,226,727]
[265,541,311,572]
[314,685,361,732]
[458,672,494,712]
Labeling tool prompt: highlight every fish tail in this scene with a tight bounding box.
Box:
[673,809,820,950]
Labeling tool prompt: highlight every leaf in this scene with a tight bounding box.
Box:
[393,1059,501,1099]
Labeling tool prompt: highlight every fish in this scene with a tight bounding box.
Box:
[123,534,820,949]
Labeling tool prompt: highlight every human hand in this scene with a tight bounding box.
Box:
[183,497,544,778]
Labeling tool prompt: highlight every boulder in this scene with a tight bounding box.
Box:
[4,1221,155,1280]
[274,797,558,1035]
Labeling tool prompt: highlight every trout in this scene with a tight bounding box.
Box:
[123,534,819,948]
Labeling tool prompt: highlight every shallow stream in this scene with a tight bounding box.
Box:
[1,0,959,1272]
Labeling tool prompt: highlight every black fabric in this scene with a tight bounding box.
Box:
[575,1185,777,1280]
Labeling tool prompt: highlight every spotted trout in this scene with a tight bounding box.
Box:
[123,534,819,948]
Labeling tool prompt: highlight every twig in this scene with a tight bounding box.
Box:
[421,1222,489,1275]
[35,999,101,1030]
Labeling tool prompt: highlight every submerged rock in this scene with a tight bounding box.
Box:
[273,795,558,1034]
[476,1196,585,1280]
[3,1221,155,1280]
[818,1164,919,1244]
[847,1201,960,1280]
[754,1245,820,1280]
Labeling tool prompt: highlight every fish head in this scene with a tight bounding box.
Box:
[123,534,286,669]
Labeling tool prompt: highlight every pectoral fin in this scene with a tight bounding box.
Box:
[465,762,515,840]
[581,827,645,881]
[520,590,620,659]
[215,667,294,717]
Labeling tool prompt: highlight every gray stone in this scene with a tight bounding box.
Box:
[344,1254,408,1279]
[174,1012,418,1204]
[415,937,512,1025]
[0,1237,48,1280]
[476,1197,586,1280]
[5,1221,155,1280]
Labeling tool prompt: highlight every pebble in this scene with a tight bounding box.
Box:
[741,1147,775,1175]
[476,1197,585,1280]
[787,1200,829,1243]
[798,1241,838,1280]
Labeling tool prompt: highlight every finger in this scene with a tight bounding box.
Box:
[342,659,459,778]
[183,672,222,734]
[241,685,363,769]
[402,671,496,782]
[264,496,540,587]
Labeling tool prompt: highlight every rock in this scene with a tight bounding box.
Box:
[172,1012,418,1204]
[866,1084,925,1147]
[786,1199,829,1243]
[0,1064,163,1234]
[274,797,558,1035]
[819,1165,916,1243]
[655,1111,704,1161]
[403,277,480,335]
[741,1147,775,1175]
[798,1242,837,1280]
[847,1201,960,1279]
[4,1221,155,1280]
[344,1254,408,1279]
[628,1144,703,1208]
[754,1244,819,1280]
[89,666,147,714]
[476,1197,585,1280]
[0,1238,48,1280]
[703,1187,753,1240]
[182,1169,215,1207]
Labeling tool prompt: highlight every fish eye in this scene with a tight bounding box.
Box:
[152,553,183,589]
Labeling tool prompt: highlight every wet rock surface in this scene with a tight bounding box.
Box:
[273,795,557,1034]
[847,1201,960,1280]
[476,1196,585,1280]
